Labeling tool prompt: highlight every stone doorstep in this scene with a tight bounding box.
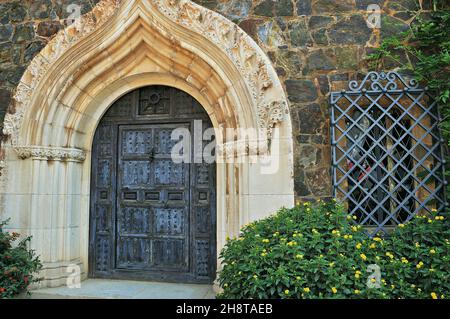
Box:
[24,279,216,300]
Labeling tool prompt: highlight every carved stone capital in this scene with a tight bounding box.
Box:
[15,146,86,162]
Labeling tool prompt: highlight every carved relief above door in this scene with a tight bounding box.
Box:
[89,86,216,283]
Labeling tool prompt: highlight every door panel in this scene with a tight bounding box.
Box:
[90,86,216,283]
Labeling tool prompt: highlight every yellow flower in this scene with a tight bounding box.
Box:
[284,290,290,295]
[431,208,438,212]
[398,224,405,228]
[351,226,358,232]
[331,287,338,294]
[355,270,362,279]
[369,243,376,249]
[360,253,367,261]
[386,252,394,259]
[401,257,409,264]
[260,252,267,257]
[428,219,433,223]
[329,262,335,268]
[431,292,438,300]
[391,285,395,289]
[356,243,362,249]
[371,278,376,283]
[347,215,352,220]
[287,241,297,247]
[262,239,270,243]
[416,262,424,269]
[224,283,228,288]
[296,276,301,280]
[415,242,420,248]
[295,254,304,260]
[353,215,357,220]
[273,232,280,237]
[303,287,310,293]
[430,249,436,254]
[354,290,361,295]
[373,237,382,242]
[253,275,258,279]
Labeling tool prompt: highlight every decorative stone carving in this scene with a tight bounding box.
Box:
[15,146,86,162]
[2,0,288,152]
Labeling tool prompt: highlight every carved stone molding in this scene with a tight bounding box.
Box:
[2,0,288,146]
[15,146,86,162]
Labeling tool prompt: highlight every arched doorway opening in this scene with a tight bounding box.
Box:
[89,86,216,283]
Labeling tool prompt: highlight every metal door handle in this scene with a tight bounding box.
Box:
[149,148,155,162]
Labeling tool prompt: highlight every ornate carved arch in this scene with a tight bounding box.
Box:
[2,0,289,154]
[0,0,294,288]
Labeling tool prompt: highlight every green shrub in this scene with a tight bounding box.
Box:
[0,220,42,299]
[218,201,450,299]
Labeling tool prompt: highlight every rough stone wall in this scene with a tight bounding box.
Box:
[0,0,434,200]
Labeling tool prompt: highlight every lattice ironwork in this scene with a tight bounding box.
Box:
[330,71,447,236]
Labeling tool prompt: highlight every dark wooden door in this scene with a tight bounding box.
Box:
[89,86,216,283]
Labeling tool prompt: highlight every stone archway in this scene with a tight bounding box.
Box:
[0,0,294,288]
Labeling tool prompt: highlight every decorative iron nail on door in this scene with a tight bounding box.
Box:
[330,72,447,236]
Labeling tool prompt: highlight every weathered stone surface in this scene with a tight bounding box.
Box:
[0,42,12,62]
[298,145,318,167]
[314,0,356,13]
[309,16,333,29]
[0,88,11,111]
[393,11,415,22]
[294,167,311,196]
[24,41,46,63]
[296,103,324,134]
[296,0,312,15]
[329,15,372,44]
[386,0,420,11]
[258,21,287,48]
[276,50,303,77]
[29,0,54,20]
[12,23,35,42]
[3,2,28,23]
[380,15,409,38]
[192,0,218,10]
[305,168,331,196]
[255,0,293,17]
[289,20,312,47]
[334,46,359,69]
[0,64,25,85]
[254,0,274,17]
[285,80,318,103]
[355,0,385,10]
[304,49,336,72]
[218,0,252,21]
[0,25,13,42]
[37,21,62,38]
[317,74,330,95]
[312,28,328,45]
[52,0,99,19]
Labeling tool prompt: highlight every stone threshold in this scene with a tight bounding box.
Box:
[25,279,216,299]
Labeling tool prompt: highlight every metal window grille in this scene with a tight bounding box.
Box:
[330,72,447,236]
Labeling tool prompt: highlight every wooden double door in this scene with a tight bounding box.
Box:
[89,86,216,283]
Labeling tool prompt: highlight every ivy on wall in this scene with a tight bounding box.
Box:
[368,0,450,203]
